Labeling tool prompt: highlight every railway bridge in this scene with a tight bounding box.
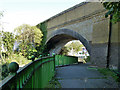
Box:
[37,2,119,68]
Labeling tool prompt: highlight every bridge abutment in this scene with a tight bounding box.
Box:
[91,43,108,67]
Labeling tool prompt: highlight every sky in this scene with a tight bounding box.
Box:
[0,0,86,33]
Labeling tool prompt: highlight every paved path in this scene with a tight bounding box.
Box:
[55,63,118,88]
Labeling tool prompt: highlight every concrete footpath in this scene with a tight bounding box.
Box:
[55,63,119,88]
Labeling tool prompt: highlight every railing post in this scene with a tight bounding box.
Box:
[48,54,50,56]
[9,62,19,75]
[53,55,56,72]
[39,55,42,58]
[31,55,35,61]
[8,62,19,89]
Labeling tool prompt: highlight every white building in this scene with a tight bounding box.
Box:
[77,47,89,59]
[67,46,89,59]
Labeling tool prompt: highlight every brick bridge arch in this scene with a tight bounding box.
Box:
[46,29,91,55]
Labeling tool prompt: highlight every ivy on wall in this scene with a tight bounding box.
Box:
[36,21,48,56]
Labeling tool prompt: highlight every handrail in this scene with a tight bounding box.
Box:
[0,56,49,85]
[0,55,78,89]
[1,56,55,89]
[55,55,78,67]
[17,56,54,74]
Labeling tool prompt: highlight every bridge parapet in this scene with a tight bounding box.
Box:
[46,2,106,30]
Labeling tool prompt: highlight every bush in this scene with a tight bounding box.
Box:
[97,68,119,82]
[1,63,9,80]
[5,54,31,66]
[85,56,90,62]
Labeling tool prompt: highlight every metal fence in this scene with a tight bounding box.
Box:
[0,55,78,89]
[55,55,78,67]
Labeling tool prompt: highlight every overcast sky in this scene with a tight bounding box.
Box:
[0,0,86,32]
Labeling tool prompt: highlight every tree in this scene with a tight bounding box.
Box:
[0,11,4,52]
[0,11,3,17]
[2,31,15,55]
[14,24,43,58]
[0,11,4,31]
[0,11,4,59]
[60,41,84,55]
[103,2,120,23]
[0,31,2,61]
[60,46,70,55]
[65,41,83,52]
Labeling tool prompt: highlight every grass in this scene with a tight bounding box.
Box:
[45,77,61,88]
[97,68,120,82]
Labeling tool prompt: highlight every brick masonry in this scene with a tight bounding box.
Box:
[38,2,120,68]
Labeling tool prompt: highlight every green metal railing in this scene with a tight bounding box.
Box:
[0,55,78,89]
[1,56,55,89]
[55,55,78,67]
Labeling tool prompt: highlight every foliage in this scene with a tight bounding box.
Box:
[84,56,90,62]
[103,2,120,23]
[60,46,69,55]
[0,11,3,19]
[65,41,83,52]
[2,31,15,55]
[5,53,31,65]
[0,11,4,28]
[36,22,47,56]
[0,31,2,52]
[0,11,4,56]
[60,41,84,55]
[14,24,43,58]
[0,53,31,80]
[45,77,61,88]
[0,63,9,80]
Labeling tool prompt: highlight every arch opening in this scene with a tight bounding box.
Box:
[59,40,90,63]
[46,29,91,56]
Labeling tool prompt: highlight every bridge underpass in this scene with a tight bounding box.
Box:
[45,28,119,88]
